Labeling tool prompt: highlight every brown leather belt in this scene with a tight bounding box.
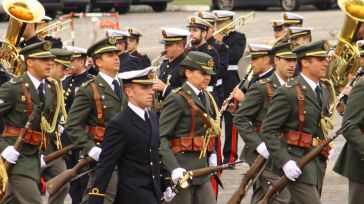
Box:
[2,125,43,146]
[170,135,216,154]
[85,126,105,142]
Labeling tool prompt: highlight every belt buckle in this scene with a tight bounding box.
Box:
[312,137,319,147]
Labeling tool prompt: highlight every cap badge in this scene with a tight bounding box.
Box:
[323,41,330,50]
[109,37,117,44]
[43,42,52,51]
[148,70,156,80]
[207,59,214,68]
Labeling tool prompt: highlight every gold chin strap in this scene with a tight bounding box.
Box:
[199,91,222,159]
[320,79,336,150]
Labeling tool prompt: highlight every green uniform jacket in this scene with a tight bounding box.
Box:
[334,80,364,183]
[159,83,215,185]
[234,73,281,166]
[0,73,57,180]
[261,74,331,190]
[65,73,126,156]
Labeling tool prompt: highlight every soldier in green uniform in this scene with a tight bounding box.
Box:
[261,40,333,204]
[233,42,297,204]
[65,37,126,204]
[159,51,220,204]
[39,48,74,204]
[0,41,58,204]
[333,43,364,204]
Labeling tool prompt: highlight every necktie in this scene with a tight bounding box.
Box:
[38,82,45,107]
[315,85,323,107]
[198,91,206,107]
[144,111,151,127]
[112,79,122,101]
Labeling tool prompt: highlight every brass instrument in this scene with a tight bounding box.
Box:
[0,0,45,76]
[328,0,364,93]
[151,51,166,112]
[36,19,72,39]
[213,12,255,37]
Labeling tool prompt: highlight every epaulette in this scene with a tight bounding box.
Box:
[81,78,95,87]
[172,87,182,93]
[9,77,23,84]
[259,77,272,84]
[285,78,298,88]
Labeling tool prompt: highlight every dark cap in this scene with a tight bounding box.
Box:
[51,48,74,69]
[292,40,330,58]
[119,66,156,85]
[87,37,120,57]
[20,41,55,59]
[272,42,297,59]
[180,51,216,75]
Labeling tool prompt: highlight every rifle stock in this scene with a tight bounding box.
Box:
[228,155,266,204]
[46,156,95,196]
[258,121,351,204]
[44,144,75,166]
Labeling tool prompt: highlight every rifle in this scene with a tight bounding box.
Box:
[161,161,245,203]
[4,105,40,172]
[43,144,75,166]
[220,68,253,117]
[0,105,40,199]
[257,121,351,204]
[228,155,267,204]
[46,156,95,196]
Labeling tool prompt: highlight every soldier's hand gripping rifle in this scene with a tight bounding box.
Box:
[257,120,351,204]
[46,156,95,196]
[0,105,40,198]
[228,155,267,204]
[161,161,244,203]
[219,68,253,117]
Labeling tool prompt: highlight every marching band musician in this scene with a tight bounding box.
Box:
[213,10,246,164]
[159,51,219,204]
[234,42,297,204]
[65,37,127,204]
[124,26,152,68]
[0,41,58,204]
[261,40,333,204]
[153,28,190,102]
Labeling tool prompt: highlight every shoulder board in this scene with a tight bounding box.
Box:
[172,87,182,93]
[87,74,95,79]
[259,77,272,84]
[285,78,298,88]
[82,78,95,87]
[9,77,23,84]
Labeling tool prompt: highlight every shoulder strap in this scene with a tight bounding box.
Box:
[265,83,274,102]
[20,83,32,117]
[294,84,304,132]
[178,91,211,137]
[90,82,105,126]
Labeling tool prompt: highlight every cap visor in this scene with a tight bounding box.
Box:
[32,54,56,59]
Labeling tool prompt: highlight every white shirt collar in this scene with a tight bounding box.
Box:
[128,102,148,121]
[275,72,286,86]
[300,73,320,93]
[186,81,202,96]
[259,67,273,78]
[99,72,119,91]
[27,71,45,91]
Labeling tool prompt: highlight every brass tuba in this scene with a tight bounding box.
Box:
[328,0,364,93]
[0,0,45,76]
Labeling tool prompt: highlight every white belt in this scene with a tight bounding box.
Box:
[206,86,214,92]
[227,65,238,71]
[216,79,222,86]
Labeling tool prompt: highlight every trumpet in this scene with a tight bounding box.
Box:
[213,12,255,37]
[36,19,72,38]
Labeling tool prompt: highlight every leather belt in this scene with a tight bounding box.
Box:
[85,126,105,142]
[2,125,43,147]
[170,135,216,154]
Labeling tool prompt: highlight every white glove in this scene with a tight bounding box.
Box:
[282,160,302,181]
[208,153,218,167]
[163,187,176,202]
[256,142,270,159]
[1,146,20,164]
[58,125,65,135]
[171,167,186,185]
[328,149,335,160]
[40,155,47,168]
[88,146,102,162]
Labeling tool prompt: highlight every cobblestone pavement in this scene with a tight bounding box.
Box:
[0,6,350,204]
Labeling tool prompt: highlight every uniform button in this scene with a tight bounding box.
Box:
[152,175,155,179]
[150,162,153,166]
[96,142,100,146]
[288,147,292,150]
[149,149,152,152]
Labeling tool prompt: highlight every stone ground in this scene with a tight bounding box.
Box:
[0,5,350,204]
